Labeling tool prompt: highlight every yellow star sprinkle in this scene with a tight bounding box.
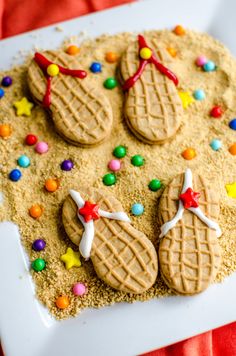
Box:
[178,91,194,109]
[13,97,34,116]
[225,182,236,199]
[60,247,81,270]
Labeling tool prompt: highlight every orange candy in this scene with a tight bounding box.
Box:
[181,148,196,160]
[29,204,43,218]
[66,45,80,55]
[167,47,177,57]
[229,143,236,155]
[56,296,69,309]
[173,25,186,36]
[45,178,59,192]
[0,124,12,138]
[105,52,119,63]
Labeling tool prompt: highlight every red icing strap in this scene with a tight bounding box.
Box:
[34,52,87,108]
[122,35,178,91]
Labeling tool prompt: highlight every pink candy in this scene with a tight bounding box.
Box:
[195,55,208,67]
[72,282,87,296]
[108,159,121,172]
[35,141,49,154]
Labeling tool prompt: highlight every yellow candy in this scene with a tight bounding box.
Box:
[60,247,81,270]
[47,64,60,77]
[139,47,152,60]
[13,97,34,117]
[225,182,236,199]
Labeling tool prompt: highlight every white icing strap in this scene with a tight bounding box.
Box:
[159,169,222,238]
[69,190,130,259]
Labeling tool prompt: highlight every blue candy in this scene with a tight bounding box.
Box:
[17,154,30,168]
[210,139,222,151]
[9,169,22,182]
[229,118,236,131]
[131,203,144,216]
[203,60,216,72]
[0,88,5,98]
[193,89,205,101]
[90,62,102,73]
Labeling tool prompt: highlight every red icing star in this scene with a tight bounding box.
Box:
[179,188,200,209]
[79,201,100,223]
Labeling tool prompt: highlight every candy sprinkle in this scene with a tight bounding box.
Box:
[210,106,223,118]
[0,124,12,138]
[90,62,102,73]
[66,45,80,55]
[229,118,236,131]
[73,282,87,296]
[31,258,46,272]
[210,139,222,151]
[32,239,46,252]
[25,134,38,145]
[105,52,119,63]
[148,179,162,192]
[9,169,22,182]
[35,141,48,154]
[131,203,144,216]
[108,159,121,172]
[113,145,127,158]
[203,60,216,72]
[229,143,236,155]
[195,55,207,67]
[17,155,30,168]
[0,88,5,98]
[131,155,144,167]
[103,173,116,186]
[29,204,43,219]
[1,76,12,87]
[167,47,177,57]
[45,178,59,192]
[56,296,69,309]
[193,89,205,101]
[181,148,196,160]
[173,25,185,36]
[103,77,117,89]
[61,159,74,171]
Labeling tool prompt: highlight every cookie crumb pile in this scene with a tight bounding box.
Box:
[0,28,236,319]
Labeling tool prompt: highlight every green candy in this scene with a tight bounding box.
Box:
[31,258,46,272]
[103,173,117,186]
[104,77,118,89]
[148,179,162,192]
[113,145,127,158]
[131,155,144,167]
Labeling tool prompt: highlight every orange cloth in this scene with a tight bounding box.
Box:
[0,2,235,356]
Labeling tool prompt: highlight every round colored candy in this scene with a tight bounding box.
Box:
[167,47,177,57]
[195,55,207,67]
[104,77,117,89]
[0,88,5,98]
[72,282,87,296]
[31,258,46,272]
[173,25,185,36]
[61,159,74,171]
[103,173,116,186]
[229,143,236,155]
[139,47,152,60]
[210,139,222,151]
[17,155,30,168]
[45,178,59,192]
[105,52,119,63]
[113,145,127,158]
[108,159,121,172]
[131,203,144,216]
[56,296,69,309]
[35,141,48,154]
[131,155,144,167]
[148,179,161,192]
[9,169,22,182]
[1,76,12,87]
[47,64,59,77]
[32,239,46,251]
[0,124,12,138]
[203,60,216,72]
[25,134,38,145]
[193,89,205,101]
[210,106,223,118]
[29,204,43,219]
[181,148,196,160]
[66,45,80,55]
[229,118,236,131]
[90,62,102,73]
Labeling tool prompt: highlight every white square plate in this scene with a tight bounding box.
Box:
[1,1,236,355]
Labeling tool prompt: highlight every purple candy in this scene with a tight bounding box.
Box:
[61,159,74,171]
[1,76,12,87]
[32,239,46,251]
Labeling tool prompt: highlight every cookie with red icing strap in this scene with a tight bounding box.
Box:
[120,35,183,144]
[28,51,113,147]
[158,169,221,295]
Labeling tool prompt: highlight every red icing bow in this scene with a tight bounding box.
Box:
[34,52,87,108]
[122,35,178,91]
[79,201,100,223]
[179,188,200,209]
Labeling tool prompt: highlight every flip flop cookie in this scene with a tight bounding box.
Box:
[28,52,113,147]
[62,188,158,294]
[158,169,221,295]
[120,35,183,144]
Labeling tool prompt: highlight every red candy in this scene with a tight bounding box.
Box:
[25,134,38,145]
[210,106,223,118]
